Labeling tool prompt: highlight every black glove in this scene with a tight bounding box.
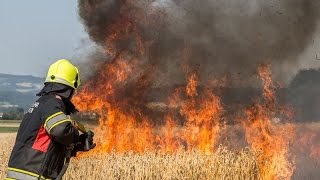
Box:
[71,131,96,157]
[85,130,95,150]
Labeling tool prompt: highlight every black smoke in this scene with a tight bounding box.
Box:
[78,0,320,86]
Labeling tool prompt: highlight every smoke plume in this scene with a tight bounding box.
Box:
[78,0,320,86]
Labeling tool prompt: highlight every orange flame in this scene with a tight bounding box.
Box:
[74,68,223,154]
[242,64,295,179]
[162,72,223,153]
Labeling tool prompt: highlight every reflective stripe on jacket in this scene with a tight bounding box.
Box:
[6,167,51,180]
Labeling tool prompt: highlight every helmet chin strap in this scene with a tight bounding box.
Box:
[68,89,75,100]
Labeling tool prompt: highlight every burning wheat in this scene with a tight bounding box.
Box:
[65,148,260,180]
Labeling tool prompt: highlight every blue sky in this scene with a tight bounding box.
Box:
[0,0,86,77]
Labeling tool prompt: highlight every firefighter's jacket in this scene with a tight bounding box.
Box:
[6,94,79,180]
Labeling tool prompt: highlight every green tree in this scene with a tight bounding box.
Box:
[1,107,24,120]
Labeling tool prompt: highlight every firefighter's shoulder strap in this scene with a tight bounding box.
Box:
[55,146,73,180]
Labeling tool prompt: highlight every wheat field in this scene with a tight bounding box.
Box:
[0,133,261,180]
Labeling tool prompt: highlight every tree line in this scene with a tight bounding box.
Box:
[1,108,24,120]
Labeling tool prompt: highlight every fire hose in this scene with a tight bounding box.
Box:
[55,121,95,180]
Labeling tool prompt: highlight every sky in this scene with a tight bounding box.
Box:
[0,0,87,77]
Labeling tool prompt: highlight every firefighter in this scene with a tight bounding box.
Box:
[6,59,95,180]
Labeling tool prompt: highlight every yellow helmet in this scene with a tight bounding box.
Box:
[45,59,81,89]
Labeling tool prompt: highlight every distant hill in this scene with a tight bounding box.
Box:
[0,73,43,111]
